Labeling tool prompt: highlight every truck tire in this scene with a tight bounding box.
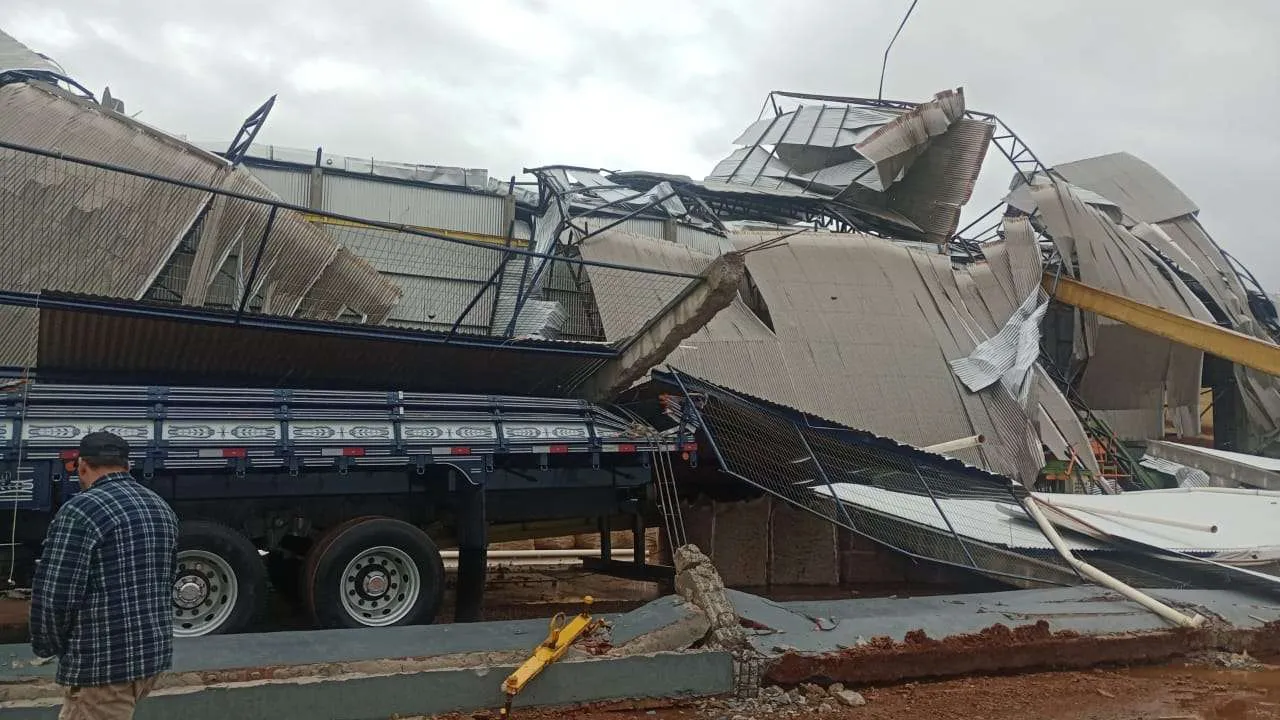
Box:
[304,517,445,629]
[270,515,380,608]
[173,520,267,637]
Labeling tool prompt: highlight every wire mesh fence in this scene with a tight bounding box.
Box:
[659,369,1280,597]
[0,138,708,368]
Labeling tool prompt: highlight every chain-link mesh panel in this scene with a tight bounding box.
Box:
[662,369,1280,597]
[0,140,706,357]
[664,369,1079,587]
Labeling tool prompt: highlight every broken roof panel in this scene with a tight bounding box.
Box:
[577,222,1094,483]
[0,28,60,76]
[1030,180,1210,439]
[578,229,800,406]
[710,88,966,196]
[0,81,404,368]
[1053,152,1199,225]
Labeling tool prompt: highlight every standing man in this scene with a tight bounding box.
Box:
[30,431,179,720]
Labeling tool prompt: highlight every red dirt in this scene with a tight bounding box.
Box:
[765,619,1280,686]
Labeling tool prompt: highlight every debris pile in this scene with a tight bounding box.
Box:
[696,683,867,718]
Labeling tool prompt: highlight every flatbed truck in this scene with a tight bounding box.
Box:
[0,380,692,636]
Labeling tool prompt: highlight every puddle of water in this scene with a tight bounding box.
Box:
[1128,664,1280,720]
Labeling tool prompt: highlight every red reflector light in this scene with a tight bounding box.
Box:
[222,448,248,459]
[451,447,471,456]
[682,443,698,452]
[342,447,366,457]
[618,443,637,453]
[548,444,569,454]
[59,450,80,461]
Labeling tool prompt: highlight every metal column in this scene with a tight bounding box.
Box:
[453,472,488,623]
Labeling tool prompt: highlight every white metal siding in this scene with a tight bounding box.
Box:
[246,166,312,206]
[322,174,505,235]
[574,217,666,240]
[675,226,733,256]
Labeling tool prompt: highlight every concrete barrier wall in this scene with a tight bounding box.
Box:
[0,651,735,720]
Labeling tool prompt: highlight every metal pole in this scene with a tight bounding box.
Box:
[910,463,978,568]
[448,255,511,339]
[793,424,860,531]
[575,191,681,245]
[878,0,920,101]
[236,206,277,319]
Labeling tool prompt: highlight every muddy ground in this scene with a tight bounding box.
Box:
[442,662,1280,720]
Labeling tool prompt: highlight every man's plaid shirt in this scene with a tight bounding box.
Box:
[30,472,179,687]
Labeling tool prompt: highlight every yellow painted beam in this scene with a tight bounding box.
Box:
[1043,274,1280,377]
[499,596,602,716]
[298,212,515,247]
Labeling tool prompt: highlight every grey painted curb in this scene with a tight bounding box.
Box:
[0,651,735,720]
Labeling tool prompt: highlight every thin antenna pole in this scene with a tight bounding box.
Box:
[878,0,920,100]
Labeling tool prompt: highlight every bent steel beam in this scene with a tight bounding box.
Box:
[1045,274,1280,378]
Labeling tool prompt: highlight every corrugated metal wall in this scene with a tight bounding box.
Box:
[676,225,734,256]
[247,166,312,206]
[322,174,505,235]
[576,217,666,239]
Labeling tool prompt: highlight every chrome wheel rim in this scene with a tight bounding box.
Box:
[339,545,420,626]
[173,549,239,637]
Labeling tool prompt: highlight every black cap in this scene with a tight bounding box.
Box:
[78,431,131,464]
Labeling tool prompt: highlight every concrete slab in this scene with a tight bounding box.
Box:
[0,651,736,720]
[609,595,700,647]
[742,586,1280,656]
[0,615,628,684]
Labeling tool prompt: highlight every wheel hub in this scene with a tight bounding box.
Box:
[173,575,209,609]
[172,549,240,638]
[339,546,420,627]
[361,568,389,597]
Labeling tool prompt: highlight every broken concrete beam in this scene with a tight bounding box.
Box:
[582,251,746,402]
[673,545,748,652]
[0,652,736,719]
[607,596,711,656]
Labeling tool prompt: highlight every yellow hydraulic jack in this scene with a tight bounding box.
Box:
[498,595,604,717]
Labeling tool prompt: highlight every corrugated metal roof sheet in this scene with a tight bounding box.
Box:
[0,29,60,75]
[577,229,709,339]
[708,89,965,198]
[579,230,799,406]
[1053,152,1199,225]
[27,292,614,397]
[882,117,994,244]
[1032,180,1209,440]
[0,82,399,366]
[577,225,1094,484]
[381,274,493,332]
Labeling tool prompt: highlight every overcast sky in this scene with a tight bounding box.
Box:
[4,1,1278,289]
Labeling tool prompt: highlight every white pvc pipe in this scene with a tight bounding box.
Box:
[440,549,635,560]
[1037,499,1219,534]
[1022,497,1206,628]
[923,434,985,454]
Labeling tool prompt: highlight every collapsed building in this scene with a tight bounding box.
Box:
[2,26,1279,595]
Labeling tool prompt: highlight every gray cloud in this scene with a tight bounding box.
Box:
[3,0,1277,287]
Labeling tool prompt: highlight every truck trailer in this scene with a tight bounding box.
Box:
[0,379,693,637]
